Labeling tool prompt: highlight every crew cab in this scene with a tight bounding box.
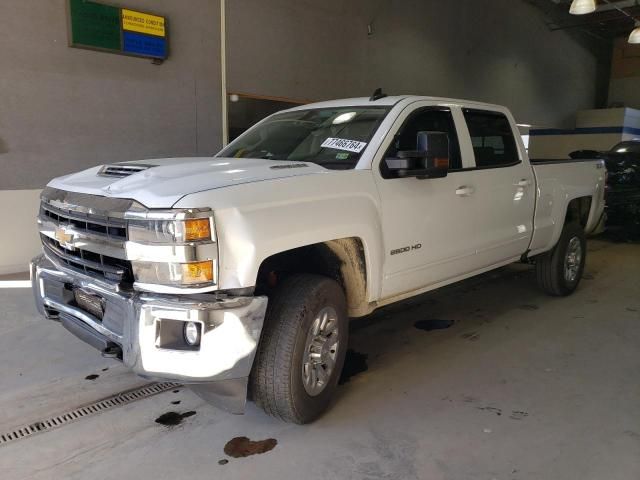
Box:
[31,94,606,423]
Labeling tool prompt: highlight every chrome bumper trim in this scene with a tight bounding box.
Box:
[31,254,268,410]
[43,297,123,343]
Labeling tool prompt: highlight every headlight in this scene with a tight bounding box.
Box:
[128,217,214,244]
[125,209,218,290]
[132,259,216,287]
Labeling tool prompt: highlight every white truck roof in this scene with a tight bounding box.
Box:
[286,95,507,112]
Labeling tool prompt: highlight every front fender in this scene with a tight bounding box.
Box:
[174,170,384,302]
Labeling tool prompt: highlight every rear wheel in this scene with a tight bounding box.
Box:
[536,222,586,296]
[250,274,348,424]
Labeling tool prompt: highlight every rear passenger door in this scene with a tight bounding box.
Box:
[460,108,535,267]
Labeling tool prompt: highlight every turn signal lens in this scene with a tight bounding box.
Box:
[184,218,211,241]
[181,260,214,284]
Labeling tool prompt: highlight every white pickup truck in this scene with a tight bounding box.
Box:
[31,94,606,423]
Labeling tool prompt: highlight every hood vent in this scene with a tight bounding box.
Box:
[98,164,155,178]
[270,163,308,170]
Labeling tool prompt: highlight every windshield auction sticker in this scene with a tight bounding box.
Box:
[321,138,367,153]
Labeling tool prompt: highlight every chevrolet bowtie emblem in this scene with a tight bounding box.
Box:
[54,226,75,249]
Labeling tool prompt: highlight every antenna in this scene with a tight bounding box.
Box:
[369,88,387,101]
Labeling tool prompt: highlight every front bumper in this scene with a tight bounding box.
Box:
[31,254,268,413]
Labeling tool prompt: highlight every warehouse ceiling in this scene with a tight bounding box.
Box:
[527,0,640,41]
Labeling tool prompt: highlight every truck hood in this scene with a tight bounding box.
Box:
[47,157,329,208]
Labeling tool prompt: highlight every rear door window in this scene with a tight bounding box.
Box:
[463,109,519,168]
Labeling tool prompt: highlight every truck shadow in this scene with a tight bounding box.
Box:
[336,263,545,391]
[329,236,617,421]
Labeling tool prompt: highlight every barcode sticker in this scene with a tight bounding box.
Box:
[321,137,367,153]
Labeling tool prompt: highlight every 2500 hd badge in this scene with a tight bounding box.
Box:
[390,243,422,255]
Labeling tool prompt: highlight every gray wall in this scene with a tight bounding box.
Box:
[608,38,640,109]
[609,78,640,108]
[0,0,222,190]
[227,0,606,128]
[0,0,609,191]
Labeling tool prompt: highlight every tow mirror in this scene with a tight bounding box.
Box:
[384,131,450,179]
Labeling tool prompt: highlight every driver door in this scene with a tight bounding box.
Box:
[374,105,479,299]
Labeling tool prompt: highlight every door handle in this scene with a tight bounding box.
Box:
[516,179,532,187]
[455,186,475,197]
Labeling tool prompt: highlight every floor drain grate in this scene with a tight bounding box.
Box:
[0,381,180,447]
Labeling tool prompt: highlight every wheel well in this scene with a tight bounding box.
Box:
[255,238,368,316]
[565,196,592,227]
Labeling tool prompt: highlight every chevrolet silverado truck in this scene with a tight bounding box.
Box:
[31,94,606,424]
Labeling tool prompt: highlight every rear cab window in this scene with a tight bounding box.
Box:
[463,109,519,168]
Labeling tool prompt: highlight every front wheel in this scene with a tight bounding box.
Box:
[250,274,348,424]
[535,222,586,296]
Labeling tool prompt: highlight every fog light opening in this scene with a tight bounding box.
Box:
[183,321,200,346]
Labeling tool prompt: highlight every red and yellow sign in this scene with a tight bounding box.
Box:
[121,8,165,37]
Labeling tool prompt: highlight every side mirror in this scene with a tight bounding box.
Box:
[384,131,450,179]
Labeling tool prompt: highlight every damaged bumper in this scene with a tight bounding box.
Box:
[31,254,267,413]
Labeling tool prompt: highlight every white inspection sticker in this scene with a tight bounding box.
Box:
[321,137,367,153]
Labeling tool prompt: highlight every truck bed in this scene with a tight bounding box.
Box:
[528,157,606,256]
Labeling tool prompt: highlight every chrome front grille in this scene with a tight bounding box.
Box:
[38,190,136,285]
[41,202,127,241]
[41,235,132,283]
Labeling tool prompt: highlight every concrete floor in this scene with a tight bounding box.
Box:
[0,237,638,480]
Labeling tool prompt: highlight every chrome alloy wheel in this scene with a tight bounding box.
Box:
[564,236,582,283]
[302,306,340,396]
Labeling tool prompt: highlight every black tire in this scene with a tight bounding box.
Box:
[536,222,586,296]
[250,273,348,424]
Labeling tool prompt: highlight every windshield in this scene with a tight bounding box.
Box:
[610,141,640,154]
[217,107,389,170]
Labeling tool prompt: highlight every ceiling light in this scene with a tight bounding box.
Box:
[630,24,640,44]
[569,0,597,15]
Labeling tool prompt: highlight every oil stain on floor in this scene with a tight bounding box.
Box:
[413,319,454,331]
[460,331,480,341]
[154,410,196,427]
[223,437,277,458]
[339,349,368,384]
[518,304,539,311]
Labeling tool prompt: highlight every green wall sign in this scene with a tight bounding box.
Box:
[68,0,168,59]
[69,0,121,51]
